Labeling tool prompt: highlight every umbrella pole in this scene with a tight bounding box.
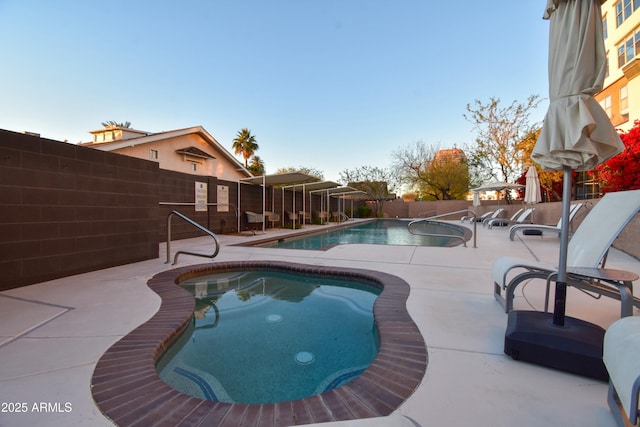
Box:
[553,165,572,326]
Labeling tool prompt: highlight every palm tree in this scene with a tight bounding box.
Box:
[232,128,258,167]
[101,120,131,128]
[247,155,265,175]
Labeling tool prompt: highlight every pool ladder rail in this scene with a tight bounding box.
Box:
[166,210,221,265]
[407,208,477,248]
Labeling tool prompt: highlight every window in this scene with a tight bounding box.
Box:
[620,85,629,113]
[616,1,624,26]
[600,95,612,118]
[604,17,608,40]
[150,149,158,160]
[191,163,197,172]
[615,0,640,27]
[617,29,640,67]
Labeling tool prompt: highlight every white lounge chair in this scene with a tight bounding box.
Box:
[508,203,584,241]
[461,210,494,223]
[493,189,640,316]
[485,208,522,228]
[603,316,640,427]
[487,207,532,229]
[480,208,505,227]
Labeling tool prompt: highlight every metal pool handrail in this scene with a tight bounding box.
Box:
[408,209,477,248]
[166,210,220,265]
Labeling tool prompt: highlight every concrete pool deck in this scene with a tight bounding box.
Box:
[1,219,638,426]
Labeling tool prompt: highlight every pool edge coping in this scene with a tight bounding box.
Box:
[91,261,428,427]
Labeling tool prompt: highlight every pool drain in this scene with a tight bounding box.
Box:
[295,351,315,365]
[266,314,283,323]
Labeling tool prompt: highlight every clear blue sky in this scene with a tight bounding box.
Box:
[0,1,550,182]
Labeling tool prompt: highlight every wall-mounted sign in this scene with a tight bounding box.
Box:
[217,185,229,212]
[195,182,207,212]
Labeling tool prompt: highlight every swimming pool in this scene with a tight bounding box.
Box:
[157,270,380,404]
[259,219,469,250]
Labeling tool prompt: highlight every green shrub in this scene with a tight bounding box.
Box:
[358,205,372,218]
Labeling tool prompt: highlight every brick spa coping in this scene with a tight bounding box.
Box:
[91,261,428,427]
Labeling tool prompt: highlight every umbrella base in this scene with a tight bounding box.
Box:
[504,310,607,381]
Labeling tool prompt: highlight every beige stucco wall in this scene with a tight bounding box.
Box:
[113,134,246,181]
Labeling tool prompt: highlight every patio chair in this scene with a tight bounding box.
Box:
[315,211,328,224]
[486,208,527,228]
[493,189,640,316]
[245,211,264,234]
[265,211,280,228]
[298,211,310,224]
[508,203,583,240]
[287,211,298,222]
[480,208,505,227]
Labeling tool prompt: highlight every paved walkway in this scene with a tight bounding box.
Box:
[1,220,638,427]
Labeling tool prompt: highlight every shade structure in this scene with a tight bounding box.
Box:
[472,181,525,192]
[472,181,524,207]
[303,181,341,224]
[238,172,319,232]
[532,0,624,326]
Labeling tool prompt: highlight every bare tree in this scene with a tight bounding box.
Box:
[392,141,469,200]
[464,95,542,184]
[340,166,396,216]
[275,166,324,180]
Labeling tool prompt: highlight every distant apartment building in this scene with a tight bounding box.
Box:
[575,0,640,199]
[596,0,640,131]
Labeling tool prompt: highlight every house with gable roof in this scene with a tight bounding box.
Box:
[80,125,252,181]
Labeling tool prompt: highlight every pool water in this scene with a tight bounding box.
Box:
[157,270,380,404]
[261,219,467,250]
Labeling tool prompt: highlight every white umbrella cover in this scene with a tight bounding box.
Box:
[533,0,623,171]
[532,0,624,326]
[524,166,542,205]
[472,191,481,207]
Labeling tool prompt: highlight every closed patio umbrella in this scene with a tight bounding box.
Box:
[524,165,541,222]
[504,0,625,380]
[472,191,481,208]
[532,0,623,326]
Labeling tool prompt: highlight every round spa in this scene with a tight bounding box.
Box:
[91,261,427,426]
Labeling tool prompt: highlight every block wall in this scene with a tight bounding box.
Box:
[158,171,253,240]
[0,130,159,290]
